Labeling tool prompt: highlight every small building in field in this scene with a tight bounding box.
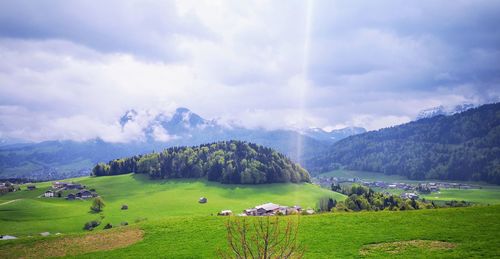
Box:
[304,209,315,215]
[199,197,207,203]
[218,210,233,216]
[44,190,54,198]
[121,204,128,210]
[401,192,419,200]
[27,185,36,190]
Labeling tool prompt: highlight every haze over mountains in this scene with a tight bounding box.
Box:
[0,107,364,180]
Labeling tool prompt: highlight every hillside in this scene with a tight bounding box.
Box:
[305,102,500,184]
[0,173,343,236]
[93,140,310,184]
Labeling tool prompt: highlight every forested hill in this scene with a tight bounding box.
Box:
[92,140,311,184]
[305,102,500,184]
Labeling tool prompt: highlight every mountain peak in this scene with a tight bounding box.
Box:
[416,103,476,120]
[119,109,138,127]
[175,107,191,114]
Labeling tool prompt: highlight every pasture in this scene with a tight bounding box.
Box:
[0,174,344,236]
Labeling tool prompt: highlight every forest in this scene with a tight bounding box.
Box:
[305,102,500,184]
[92,140,310,184]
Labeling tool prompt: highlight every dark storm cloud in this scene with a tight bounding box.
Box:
[0,0,212,60]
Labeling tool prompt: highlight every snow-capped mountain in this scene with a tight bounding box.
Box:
[416,103,476,120]
[118,107,366,145]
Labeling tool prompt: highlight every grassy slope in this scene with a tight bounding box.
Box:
[320,170,500,204]
[2,205,492,258]
[0,174,344,236]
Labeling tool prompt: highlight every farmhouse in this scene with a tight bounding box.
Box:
[76,190,94,199]
[255,203,280,215]
[218,210,233,216]
[66,193,76,200]
[52,182,69,189]
[44,190,54,198]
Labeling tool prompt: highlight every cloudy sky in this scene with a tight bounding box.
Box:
[0,0,499,142]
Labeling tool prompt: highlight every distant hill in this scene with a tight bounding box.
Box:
[305,103,500,184]
[93,140,311,184]
[0,108,364,181]
[302,127,366,143]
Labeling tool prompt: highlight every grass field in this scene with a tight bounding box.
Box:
[319,170,500,204]
[0,174,345,236]
[1,205,499,258]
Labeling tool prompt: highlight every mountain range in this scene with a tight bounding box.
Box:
[0,107,365,180]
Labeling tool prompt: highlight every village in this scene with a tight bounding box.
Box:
[314,176,477,198]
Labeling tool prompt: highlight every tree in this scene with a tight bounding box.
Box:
[218,216,305,258]
[317,197,336,212]
[90,197,105,212]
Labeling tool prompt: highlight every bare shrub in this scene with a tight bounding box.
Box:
[218,216,305,259]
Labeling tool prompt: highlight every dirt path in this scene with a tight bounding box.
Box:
[0,199,20,206]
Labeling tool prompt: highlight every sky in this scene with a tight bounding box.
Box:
[0,0,499,143]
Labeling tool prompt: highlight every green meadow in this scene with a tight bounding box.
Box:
[1,205,499,258]
[1,173,500,258]
[0,174,344,236]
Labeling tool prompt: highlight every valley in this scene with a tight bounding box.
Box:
[315,170,500,205]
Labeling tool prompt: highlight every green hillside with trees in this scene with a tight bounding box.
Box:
[305,103,500,184]
[92,140,310,184]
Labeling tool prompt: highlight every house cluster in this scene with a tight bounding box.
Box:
[44,189,98,200]
[218,202,313,217]
[43,181,98,200]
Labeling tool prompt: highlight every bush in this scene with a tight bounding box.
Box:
[90,197,105,212]
[103,223,113,229]
[83,220,101,231]
[121,222,129,226]
[121,204,128,210]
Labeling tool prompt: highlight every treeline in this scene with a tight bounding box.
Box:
[333,184,435,211]
[305,103,500,184]
[330,184,470,212]
[92,140,310,184]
